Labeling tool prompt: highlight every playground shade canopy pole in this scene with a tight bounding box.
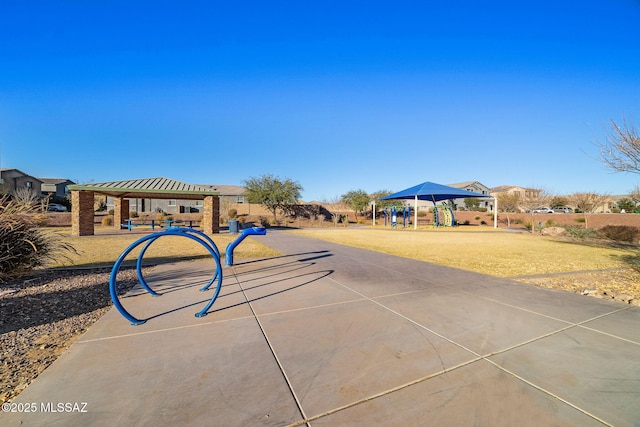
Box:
[379,181,493,229]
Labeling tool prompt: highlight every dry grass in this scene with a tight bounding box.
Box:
[287,227,640,278]
[43,227,279,268]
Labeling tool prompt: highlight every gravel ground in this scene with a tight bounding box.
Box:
[1,268,143,403]
[1,264,638,404]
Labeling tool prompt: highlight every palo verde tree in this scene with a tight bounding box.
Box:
[370,189,395,209]
[464,197,481,211]
[341,189,371,222]
[243,174,302,225]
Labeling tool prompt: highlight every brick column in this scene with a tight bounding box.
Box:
[113,198,129,230]
[71,190,95,236]
[202,195,220,235]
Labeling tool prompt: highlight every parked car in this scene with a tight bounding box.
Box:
[552,206,573,213]
[47,203,68,212]
[533,207,554,214]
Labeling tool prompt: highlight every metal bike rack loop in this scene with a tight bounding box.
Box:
[109,228,223,325]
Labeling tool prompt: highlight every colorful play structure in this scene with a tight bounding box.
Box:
[382,203,456,228]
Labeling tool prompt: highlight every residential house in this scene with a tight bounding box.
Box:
[40,178,75,200]
[490,185,545,213]
[0,168,43,196]
[447,181,493,211]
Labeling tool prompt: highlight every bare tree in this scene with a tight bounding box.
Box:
[518,188,552,233]
[630,184,640,208]
[496,192,520,228]
[597,115,640,174]
[321,195,349,228]
[571,192,610,229]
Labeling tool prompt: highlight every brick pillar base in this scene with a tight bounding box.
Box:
[71,190,95,236]
[202,196,220,235]
[114,198,129,230]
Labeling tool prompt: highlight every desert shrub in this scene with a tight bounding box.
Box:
[480,220,487,225]
[0,195,76,282]
[575,217,585,223]
[101,215,114,226]
[564,226,598,239]
[33,214,50,227]
[474,216,481,220]
[228,208,237,219]
[108,209,115,215]
[478,207,487,212]
[259,216,269,227]
[598,225,640,243]
[545,220,555,227]
[463,220,470,225]
[524,222,542,231]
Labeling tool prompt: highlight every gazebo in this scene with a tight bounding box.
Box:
[67,177,220,236]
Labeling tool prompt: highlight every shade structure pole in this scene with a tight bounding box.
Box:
[372,200,376,226]
[494,197,498,228]
[414,195,418,230]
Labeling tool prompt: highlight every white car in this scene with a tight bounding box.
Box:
[533,207,554,214]
[47,203,68,212]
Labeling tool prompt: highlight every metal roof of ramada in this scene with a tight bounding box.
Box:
[68,177,219,200]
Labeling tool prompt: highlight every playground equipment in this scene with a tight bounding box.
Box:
[383,206,412,228]
[109,226,266,325]
[433,203,455,227]
[383,203,455,228]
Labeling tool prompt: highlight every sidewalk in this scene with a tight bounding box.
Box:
[3,231,639,426]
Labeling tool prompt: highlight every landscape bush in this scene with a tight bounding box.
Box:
[0,195,76,282]
[101,215,114,226]
[598,225,640,243]
[564,226,598,239]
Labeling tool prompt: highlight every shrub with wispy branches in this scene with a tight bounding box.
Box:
[0,195,76,282]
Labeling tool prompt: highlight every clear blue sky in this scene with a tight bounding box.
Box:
[2,1,640,202]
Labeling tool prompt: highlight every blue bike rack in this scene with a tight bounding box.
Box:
[225,227,267,266]
[109,228,223,325]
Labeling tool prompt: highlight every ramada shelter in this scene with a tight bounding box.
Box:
[67,177,220,236]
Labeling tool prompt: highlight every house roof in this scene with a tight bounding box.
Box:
[68,177,219,200]
[0,168,43,182]
[448,181,484,189]
[40,178,76,185]
[198,184,245,196]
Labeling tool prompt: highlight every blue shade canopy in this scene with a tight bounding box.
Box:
[380,181,489,202]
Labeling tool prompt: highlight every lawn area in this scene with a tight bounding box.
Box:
[46,227,280,268]
[287,227,640,278]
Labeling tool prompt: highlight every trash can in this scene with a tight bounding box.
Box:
[228,220,239,234]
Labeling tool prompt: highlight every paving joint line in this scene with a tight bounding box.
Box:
[325,275,612,426]
[231,266,311,427]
